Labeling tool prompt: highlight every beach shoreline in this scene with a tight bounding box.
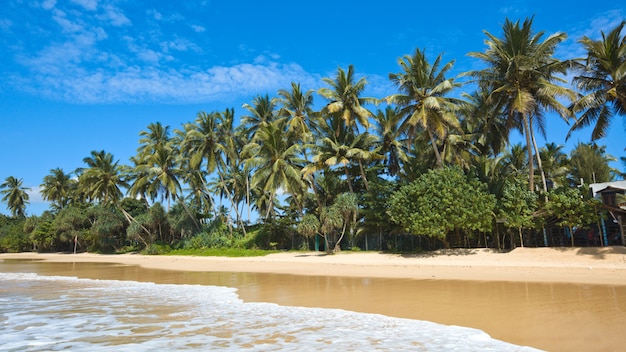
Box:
[2,246,626,286]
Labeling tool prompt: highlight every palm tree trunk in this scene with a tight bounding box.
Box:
[217,167,247,237]
[357,160,370,191]
[522,115,535,191]
[529,118,548,195]
[427,129,443,168]
[344,167,354,193]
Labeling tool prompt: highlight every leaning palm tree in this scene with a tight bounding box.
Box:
[387,48,463,168]
[466,17,576,191]
[40,168,76,211]
[0,176,30,218]
[318,65,376,136]
[568,21,626,141]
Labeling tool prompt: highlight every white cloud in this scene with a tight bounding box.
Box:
[41,0,56,10]
[97,4,131,26]
[71,0,98,11]
[26,186,45,205]
[190,24,205,33]
[557,9,625,60]
[12,57,322,104]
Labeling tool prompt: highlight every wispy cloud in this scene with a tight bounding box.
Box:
[13,58,321,104]
[557,9,625,60]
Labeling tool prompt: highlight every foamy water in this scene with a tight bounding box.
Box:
[0,273,540,351]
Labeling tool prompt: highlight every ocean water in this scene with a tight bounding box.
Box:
[0,272,540,351]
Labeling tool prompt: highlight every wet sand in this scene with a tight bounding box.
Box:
[2,247,626,351]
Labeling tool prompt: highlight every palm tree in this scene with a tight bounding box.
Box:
[306,115,356,194]
[137,122,171,161]
[277,82,316,137]
[387,48,462,168]
[243,118,306,219]
[372,106,408,177]
[40,168,76,211]
[461,87,509,157]
[538,143,569,189]
[568,142,616,185]
[318,65,375,135]
[568,21,626,141]
[241,94,278,139]
[0,176,29,218]
[466,17,576,191]
[128,143,183,210]
[78,150,128,206]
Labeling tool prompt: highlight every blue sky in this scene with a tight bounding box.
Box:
[1,0,625,216]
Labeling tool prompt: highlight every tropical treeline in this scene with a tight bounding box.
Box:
[1,18,625,254]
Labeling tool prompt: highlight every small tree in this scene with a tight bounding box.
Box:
[497,179,538,247]
[388,166,496,247]
[297,213,320,251]
[545,186,600,247]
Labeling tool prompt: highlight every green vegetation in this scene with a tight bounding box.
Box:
[2,18,625,255]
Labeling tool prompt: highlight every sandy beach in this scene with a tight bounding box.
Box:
[2,246,626,285]
[3,246,626,351]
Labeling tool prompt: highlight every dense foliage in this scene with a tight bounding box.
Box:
[2,18,625,254]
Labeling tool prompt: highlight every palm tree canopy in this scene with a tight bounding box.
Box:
[318,65,376,133]
[1,176,30,218]
[569,21,626,140]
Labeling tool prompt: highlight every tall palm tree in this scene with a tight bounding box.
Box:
[0,176,29,218]
[78,150,128,206]
[318,65,375,135]
[466,17,576,191]
[568,21,626,140]
[387,48,462,168]
[40,168,76,211]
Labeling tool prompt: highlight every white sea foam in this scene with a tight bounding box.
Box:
[0,273,541,351]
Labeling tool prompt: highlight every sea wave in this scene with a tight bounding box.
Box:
[0,273,540,351]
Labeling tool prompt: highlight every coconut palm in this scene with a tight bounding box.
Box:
[243,118,306,219]
[372,106,408,177]
[568,142,616,185]
[78,150,128,206]
[277,82,317,137]
[568,21,626,141]
[40,168,76,211]
[137,122,171,161]
[318,65,376,135]
[241,94,278,139]
[466,17,576,191]
[0,176,29,218]
[461,87,509,157]
[538,143,569,189]
[128,143,183,210]
[387,48,463,168]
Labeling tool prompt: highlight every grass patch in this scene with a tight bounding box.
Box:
[166,248,279,257]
